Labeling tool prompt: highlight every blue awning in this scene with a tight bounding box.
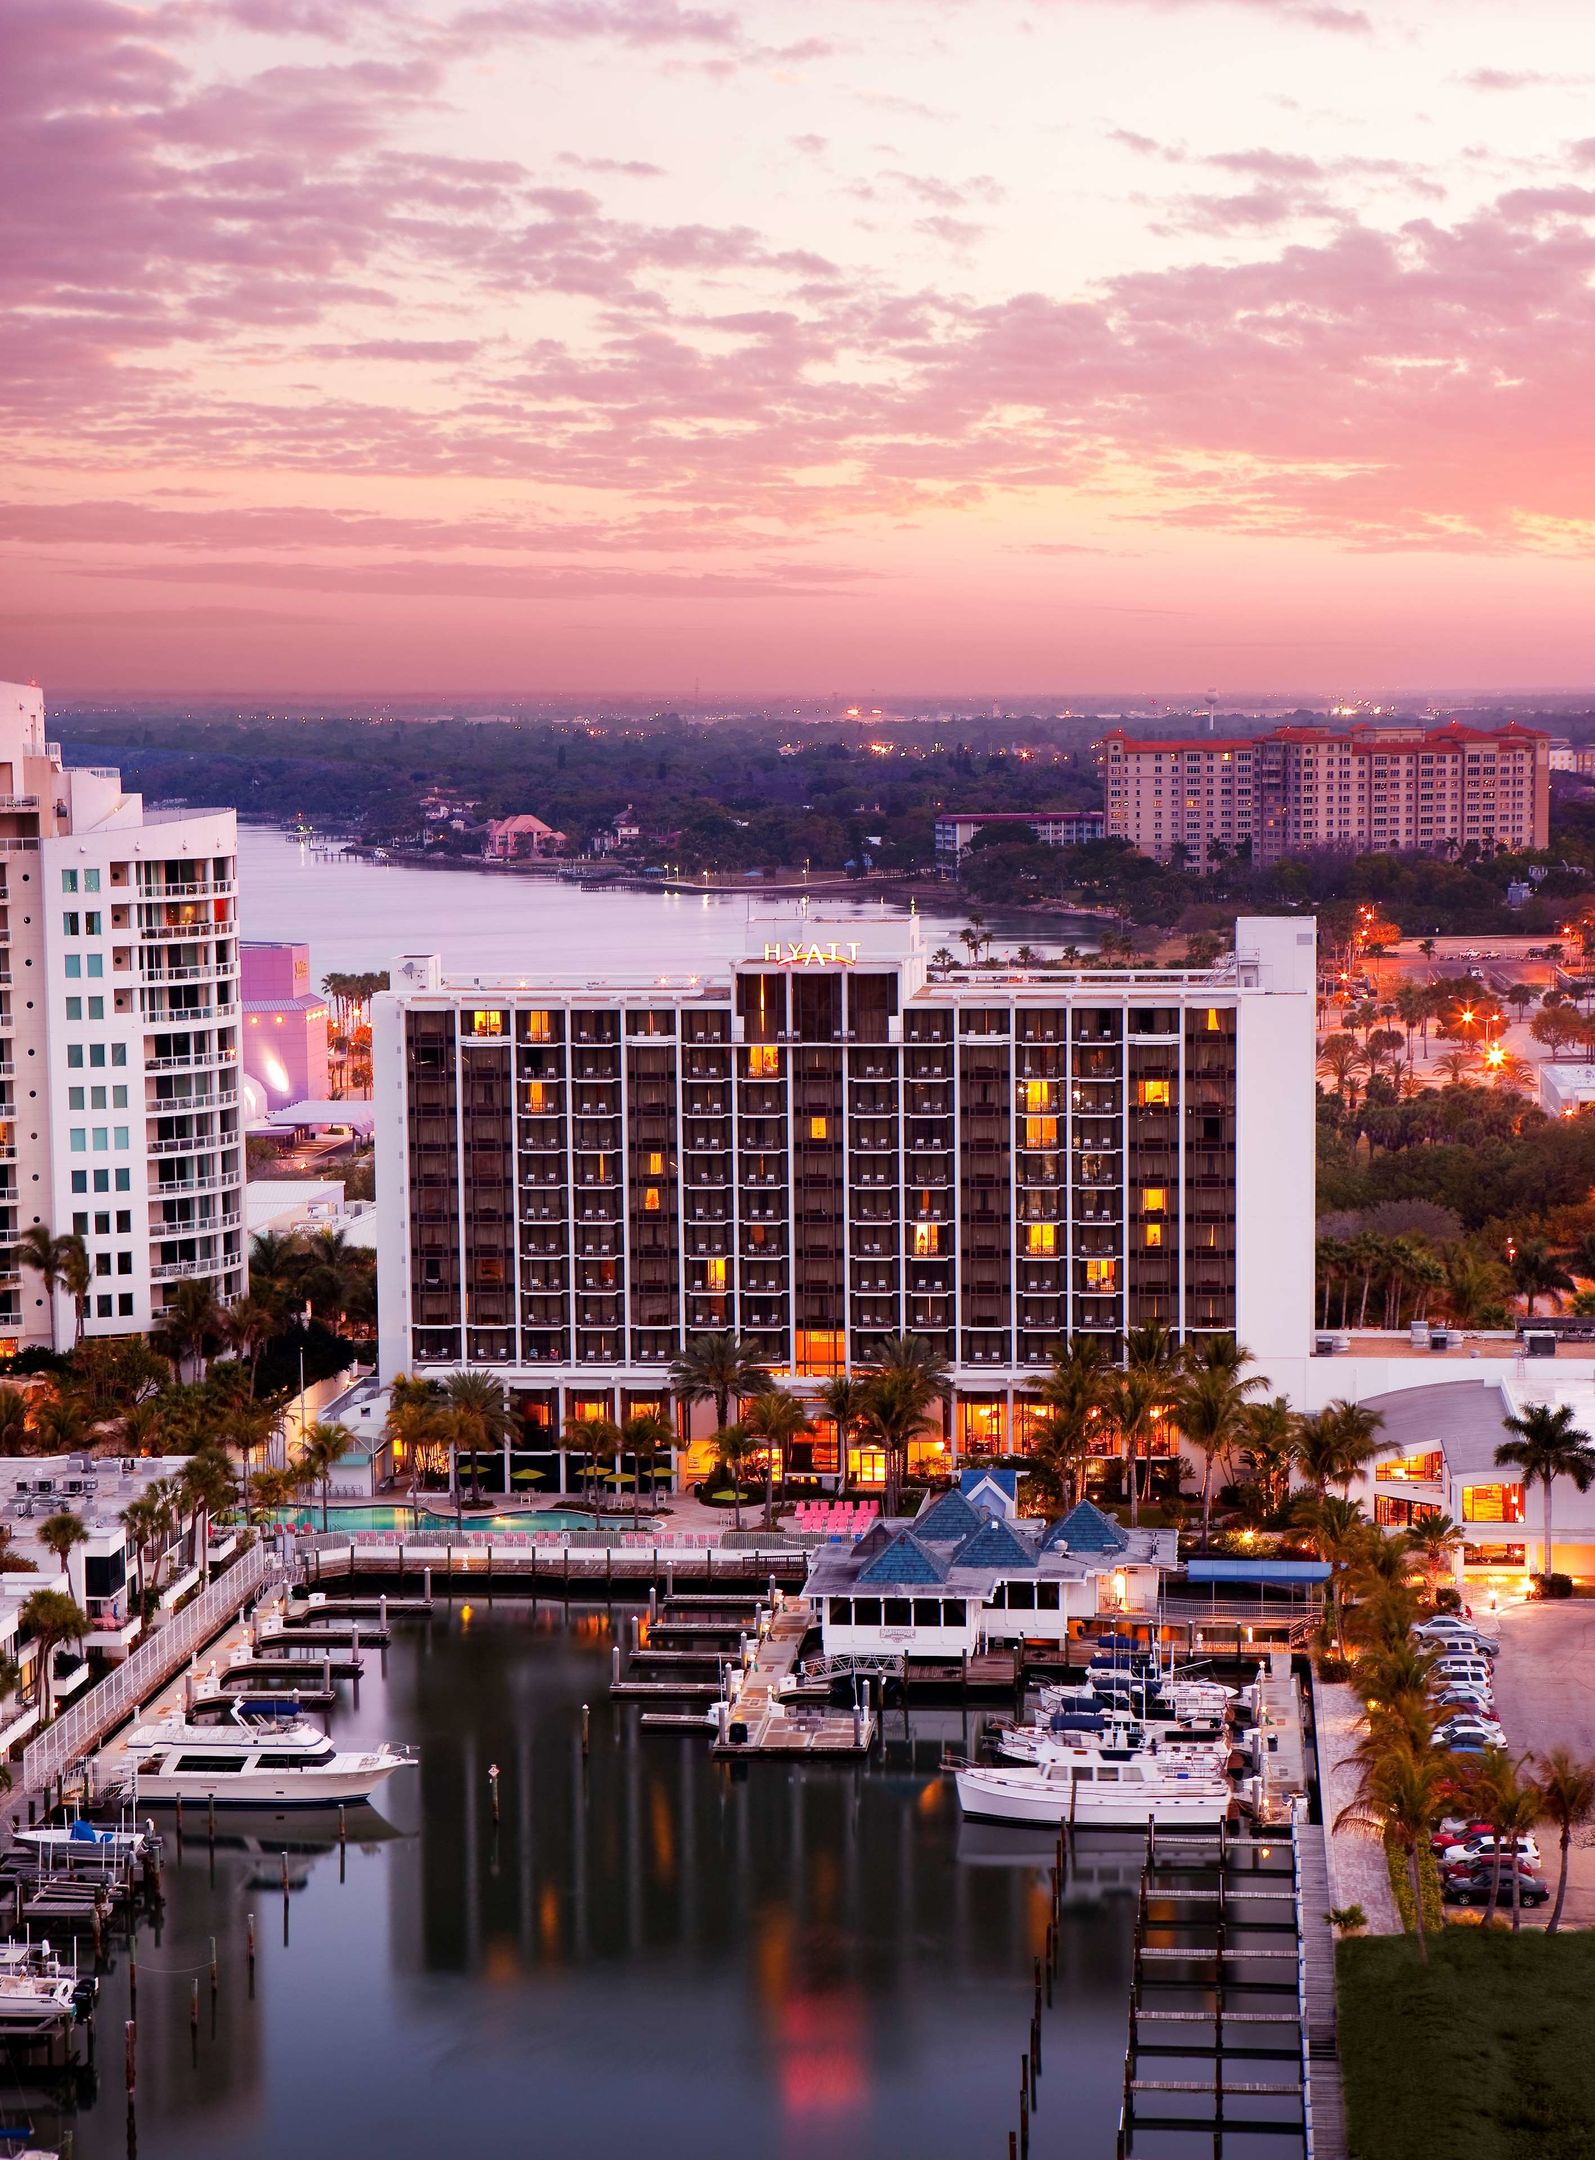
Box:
[1183,1559,1330,1585]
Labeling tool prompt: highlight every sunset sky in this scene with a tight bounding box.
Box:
[8,0,1595,699]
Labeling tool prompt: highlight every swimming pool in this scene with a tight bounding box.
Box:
[274,1505,614,1536]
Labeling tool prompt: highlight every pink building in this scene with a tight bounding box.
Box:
[485,813,566,860]
[242,942,330,1109]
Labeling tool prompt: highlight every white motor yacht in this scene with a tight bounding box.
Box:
[953,1751,1237,1829]
[992,1707,1233,1775]
[120,1700,413,1808]
[0,1945,88,2038]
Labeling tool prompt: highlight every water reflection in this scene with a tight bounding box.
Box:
[61,1603,1134,2160]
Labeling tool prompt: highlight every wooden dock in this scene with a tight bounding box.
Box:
[711,1603,875,1756]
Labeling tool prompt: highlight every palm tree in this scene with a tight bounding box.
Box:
[0,1386,29,1457]
[1239,1396,1298,1517]
[621,1411,674,1530]
[179,1446,239,1581]
[1109,1365,1163,1528]
[669,1334,773,1459]
[1291,1493,1369,1657]
[10,1225,89,1354]
[1032,1337,1112,1513]
[1316,1032,1366,1104]
[718,1425,762,1531]
[152,1277,223,1381]
[563,1416,620,1510]
[1336,1737,1449,1966]
[859,1335,948,1514]
[1496,1401,1595,1576]
[37,1510,88,1582]
[1532,1747,1595,1934]
[441,1371,516,1504]
[297,1421,355,1532]
[29,1394,90,1460]
[741,1389,810,1529]
[223,1295,280,1393]
[1510,1239,1574,1319]
[818,1375,870,1494]
[19,1588,90,1725]
[1174,1335,1268,1547]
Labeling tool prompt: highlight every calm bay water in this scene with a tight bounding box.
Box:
[235,826,1101,980]
[64,1604,1136,2160]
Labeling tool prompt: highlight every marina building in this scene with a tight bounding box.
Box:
[373,914,1315,1477]
[1098,720,1550,868]
[0,680,244,1352]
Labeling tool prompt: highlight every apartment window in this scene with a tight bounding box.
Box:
[89,1044,106,1068]
[1085,1258,1117,1288]
[117,1210,130,1233]
[796,1328,844,1377]
[70,1172,87,1193]
[113,1086,127,1108]
[92,1127,108,1150]
[65,956,81,979]
[643,1186,661,1212]
[1023,1080,1050,1113]
[95,1254,111,1278]
[524,1011,552,1043]
[705,1258,727,1291]
[118,1294,134,1317]
[62,871,78,893]
[525,1081,548,1113]
[1461,1483,1525,1524]
[746,1044,780,1077]
[70,1129,86,1152]
[89,998,103,1018]
[118,1253,133,1275]
[1024,1116,1058,1149]
[1027,1223,1057,1255]
[809,1116,828,1141]
[469,1010,505,1038]
[87,954,104,978]
[96,1296,112,1319]
[114,1127,129,1149]
[1144,1223,1163,1248]
[647,1152,664,1175]
[1142,1186,1168,1213]
[1137,1080,1171,1108]
[114,1169,129,1191]
[84,869,100,892]
[63,912,80,935]
[67,1045,83,1068]
[73,1212,89,1234]
[913,1223,940,1257]
[69,1088,84,1110]
[85,913,102,936]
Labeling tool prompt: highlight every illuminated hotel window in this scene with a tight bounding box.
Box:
[1136,1080,1171,1108]
[809,1115,828,1140]
[1085,1258,1117,1289]
[1024,1116,1058,1149]
[1206,1008,1222,1032]
[526,1081,548,1113]
[705,1257,727,1291]
[525,1011,552,1043]
[746,1044,780,1077]
[1144,1223,1163,1249]
[1461,1482,1525,1524]
[647,1151,664,1175]
[913,1223,940,1257]
[1023,1079,1051,1113]
[797,1328,844,1377]
[1141,1186,1168,1213]
[1027,1223,1057,1255]
[469,1010,504,1038]
[643,1186,661,1213]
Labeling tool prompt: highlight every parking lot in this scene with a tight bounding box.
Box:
[1485,1600,1595,1926]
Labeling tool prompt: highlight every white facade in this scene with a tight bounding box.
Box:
[0,681,244,1350]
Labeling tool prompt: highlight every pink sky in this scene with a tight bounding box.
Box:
[7,0,1595,698]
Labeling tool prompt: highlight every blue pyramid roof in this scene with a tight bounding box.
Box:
[850,1521,893,1562]
[1043,1500,1129,1555]
[960,1468,1019,1512]
[914,1489,984,1544]
[954,1516,1036,1570]
[856,1532,950,1586]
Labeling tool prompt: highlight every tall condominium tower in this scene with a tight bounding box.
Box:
[374,917,1314,1470]
[0,682,243,1353]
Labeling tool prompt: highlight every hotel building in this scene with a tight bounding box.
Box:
[1098,721,1550,868]
[0,681,244,1352]
[374,916,1315,1479]
[933,808,1106,873]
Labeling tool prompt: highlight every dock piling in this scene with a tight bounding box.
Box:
[125,2017,136,2094]
[581,1703,591,1757]
[489,1764,500,1824]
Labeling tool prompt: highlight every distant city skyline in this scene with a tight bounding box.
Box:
[8,0,1595,695]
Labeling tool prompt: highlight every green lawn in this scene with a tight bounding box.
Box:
[1338,1930,1595,2160]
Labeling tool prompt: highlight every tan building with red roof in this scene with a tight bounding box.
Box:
[1097,720,1549,869]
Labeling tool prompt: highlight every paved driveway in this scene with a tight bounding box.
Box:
[1479,1601,1595,1926]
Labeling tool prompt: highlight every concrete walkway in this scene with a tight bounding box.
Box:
[1314,1679,1401,1932]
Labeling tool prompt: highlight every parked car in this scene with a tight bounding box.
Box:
[1415,1618,1501,1655]
[1442,1866,1550,1909]
[1430,1660,1495,1687]
[1433,1693,1496,1719]
[1440,1832,1541,1868]
[1434,1724,1508,1752]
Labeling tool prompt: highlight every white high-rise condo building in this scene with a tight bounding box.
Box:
[0,681,244,1353]
[374,917,1315,1479]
